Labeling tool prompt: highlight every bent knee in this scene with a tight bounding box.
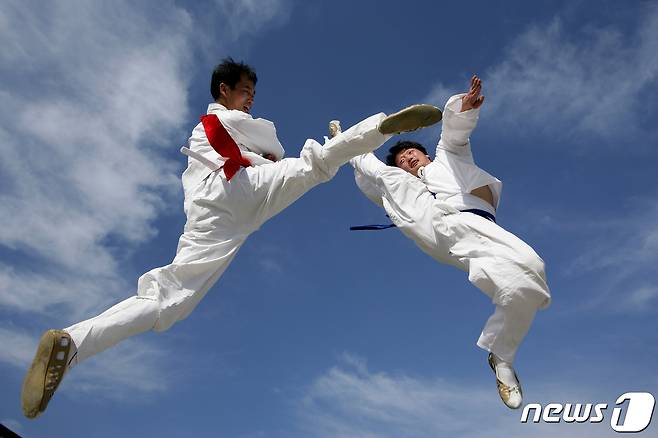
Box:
[152,299,196,332]
[515,248,546,278]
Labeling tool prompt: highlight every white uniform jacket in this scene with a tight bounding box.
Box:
[181,103,285,199]
[351,95,551,312]
[351,94,501,265]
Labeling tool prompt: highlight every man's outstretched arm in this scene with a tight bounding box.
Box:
[351,153,387,207]
[351,152,387,180]
[437,75,485,155]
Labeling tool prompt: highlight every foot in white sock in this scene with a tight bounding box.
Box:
[488,353,523,409]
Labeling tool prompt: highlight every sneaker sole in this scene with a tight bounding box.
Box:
[379,104,442,134]
[21,330,71,419]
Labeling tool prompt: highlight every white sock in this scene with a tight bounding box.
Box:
[493,354,518,387]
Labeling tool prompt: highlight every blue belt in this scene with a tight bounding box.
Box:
[460,208,496,223]
[349,223,397,231]
[349,208,496,231]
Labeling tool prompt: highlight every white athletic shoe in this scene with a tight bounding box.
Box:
[488,353,523,409]
[378,104,442,135]
[22,330,73,419]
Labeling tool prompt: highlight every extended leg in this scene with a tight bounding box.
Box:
[247,113,391,226]
[444,212,551,409]
[23,222,245,418]
[66,232,244,365]
[476,291,546,364]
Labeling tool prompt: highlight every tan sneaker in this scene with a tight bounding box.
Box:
[488,353,523,409]
[21,330,72,419]
[378,104,442,135]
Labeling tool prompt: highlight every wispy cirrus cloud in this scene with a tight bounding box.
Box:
[562,198,658,313]
[567,200,658,277]
[0,325,168,400]
[0,326,37,368]
[508,194,658,315]
[485,4,658,144]
[624,285,658,310]
[423,4,658,146]
[215,0,291,41]
[65,340,169,398]
[296,353,639,438]
[298,353,494,437]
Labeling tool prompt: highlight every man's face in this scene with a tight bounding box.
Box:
[395,147,431,176]
[220,74,255,114]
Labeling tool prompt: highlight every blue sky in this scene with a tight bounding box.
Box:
[1,0,657,437]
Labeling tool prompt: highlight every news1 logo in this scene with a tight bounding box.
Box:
[521,392,655,433]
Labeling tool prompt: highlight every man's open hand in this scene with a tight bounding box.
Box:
[460,75,485,112]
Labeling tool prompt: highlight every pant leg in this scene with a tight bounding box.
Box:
[443,212,551,363]
[66,175,248,365]
[476,291,546,363]
[246,113,390,226]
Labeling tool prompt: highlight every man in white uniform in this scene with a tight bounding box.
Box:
[21,58,442,418]
[350,75,551,409]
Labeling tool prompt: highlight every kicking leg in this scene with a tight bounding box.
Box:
[246,112,391,226]
[247,104,443,226]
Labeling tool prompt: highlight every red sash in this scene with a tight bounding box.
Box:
[200,114,252,181]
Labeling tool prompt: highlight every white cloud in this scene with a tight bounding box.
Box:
[0,0,288,397]
[482,5,658,143]
[214,0,290,41]
[424,82,455,110]
[623,286,658,312]
[0,264,123,320]
[524,197,658,314]
[0,1,192,316]
[422,4,658,145]
[297,353,634,438]
[0,326,37,368]
[566,198,658,274]
[298,353,498,437]
[64,339,169,398]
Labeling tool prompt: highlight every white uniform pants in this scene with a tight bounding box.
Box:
[440,210,551,363]
[66,113,390,364]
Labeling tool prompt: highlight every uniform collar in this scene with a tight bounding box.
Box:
[207,102,228,115]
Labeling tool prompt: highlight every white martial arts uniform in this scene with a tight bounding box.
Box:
[66,103,391,364]
[351,94,551,363]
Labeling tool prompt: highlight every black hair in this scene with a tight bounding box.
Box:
[385,140,428,167]
[210,57,258,100]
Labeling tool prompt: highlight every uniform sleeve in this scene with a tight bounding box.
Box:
[220,110,286,160]
[351,153,387,207]
[377,167,441,226]
[351,153,386,179]
[435,93,480,158]
[351,153,440,223]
